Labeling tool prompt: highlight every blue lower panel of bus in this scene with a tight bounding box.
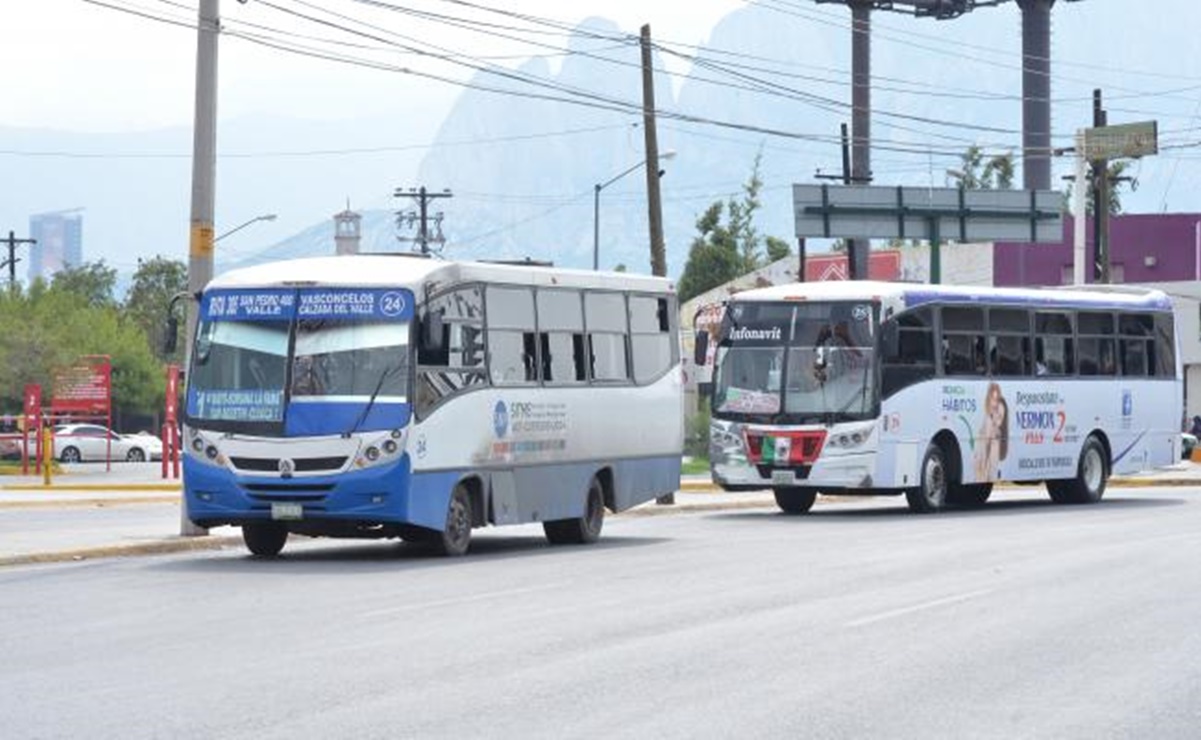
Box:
[184,453,681,532]
[184,454,452,532]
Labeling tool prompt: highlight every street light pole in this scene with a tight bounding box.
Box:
[215,213,277,243]
[592,152,675,271]
[182,0,220,538]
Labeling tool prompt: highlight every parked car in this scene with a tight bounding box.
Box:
[53,424,163,463]
[1183,433,1197,460]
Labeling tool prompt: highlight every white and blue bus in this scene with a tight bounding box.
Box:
[181,255,683,556]
[694,281,1180,514]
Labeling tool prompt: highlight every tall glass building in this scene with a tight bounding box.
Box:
[28,210,83,281]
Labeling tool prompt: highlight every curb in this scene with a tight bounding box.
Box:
[0,496,179,510]
[1,483,182,492]
[0,535,242,568]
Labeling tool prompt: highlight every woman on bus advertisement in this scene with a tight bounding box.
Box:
[975,382,1009,481]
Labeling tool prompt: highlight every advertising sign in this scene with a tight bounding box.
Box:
[51,357,111,414]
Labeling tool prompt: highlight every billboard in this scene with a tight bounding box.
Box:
[794,184,1063,243]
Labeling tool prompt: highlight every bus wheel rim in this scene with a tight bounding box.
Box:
[1083,447,1103,492]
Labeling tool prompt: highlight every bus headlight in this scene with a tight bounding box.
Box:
[827,425,874,450]
[185,431,226,467]
[355,429,407,469]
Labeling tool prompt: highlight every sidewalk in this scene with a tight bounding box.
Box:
[0,461,1197,567]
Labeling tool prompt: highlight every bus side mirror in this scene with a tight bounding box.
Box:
[693,331,709,366]
[422,312,445,353]
[163,315,179,356]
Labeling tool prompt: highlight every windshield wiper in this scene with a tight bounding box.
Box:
[343,363,404,438]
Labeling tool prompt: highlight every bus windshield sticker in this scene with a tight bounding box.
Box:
[202,289,295,321]
[297,289,413,321]
[190,388,284,422]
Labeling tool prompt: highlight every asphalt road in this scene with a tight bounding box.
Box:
[2,487,1200,739]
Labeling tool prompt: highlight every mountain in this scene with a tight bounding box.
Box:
[4,1,1199,282]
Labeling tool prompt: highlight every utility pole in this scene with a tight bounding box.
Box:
[1,231,36,289]
[181,0,220,538]
[1092,89,1110,284]
[848,0,872,281]
[640,24,668,280]
[641,23,672,505]
[395,187,452,255]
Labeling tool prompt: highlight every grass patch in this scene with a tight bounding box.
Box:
[681,458,711,476]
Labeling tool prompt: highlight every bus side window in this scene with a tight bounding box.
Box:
[630,294,675,384]
[1155,313,1176,377]
[585,292,630,383]
[1119,313,1154,377]
[940,307,985,377]
[1035,312,1074,375]
[417,286,486,415]
[536,289,586,385]
[881,307,934,397]
[487,286,537,386]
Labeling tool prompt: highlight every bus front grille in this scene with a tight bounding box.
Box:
[230,456,349,473]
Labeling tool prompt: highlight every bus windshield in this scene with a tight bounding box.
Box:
[712,301,877,423]
[189,319,290,424]
[186,287,415,433]
[292,319,410,401]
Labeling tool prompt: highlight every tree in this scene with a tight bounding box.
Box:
[765,236,791,263]
[122,256,188,364]
[0,281,161,418]
[1065,160,1132,216]
[948,145,1015,190]
[50,260,118,307]
[678,203,742,303]
[677,156,792,302]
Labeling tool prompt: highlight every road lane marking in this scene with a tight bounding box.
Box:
[847,588,995,628]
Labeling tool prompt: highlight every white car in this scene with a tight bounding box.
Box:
[53,424,163,463]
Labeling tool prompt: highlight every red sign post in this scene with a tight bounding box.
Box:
[163,364,181,479]
[22,384,41,475]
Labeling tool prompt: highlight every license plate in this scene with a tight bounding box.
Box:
[271,502,303,521]
[771,469,797,485]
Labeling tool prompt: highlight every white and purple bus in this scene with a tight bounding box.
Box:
[181,255,683,556]
[695,281,1180,514]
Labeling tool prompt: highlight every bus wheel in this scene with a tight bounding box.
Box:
[544,477,605,545]
[242,523,288,557]
[906,443,948,514]
[434,485,473,557]
[948,483,992,508]
[1048,435,1108,505]
[773,488,817,514]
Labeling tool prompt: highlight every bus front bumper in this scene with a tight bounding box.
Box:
[182,455,453,532]
[715,451,877,491]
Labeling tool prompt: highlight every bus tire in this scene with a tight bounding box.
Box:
[1048,435,1108,505]
[242,522,288,557]
[433,484,473,557]
[773,487,817,514]
[544,477,605,545]
[906,443,948,514]
[947,483,992,508]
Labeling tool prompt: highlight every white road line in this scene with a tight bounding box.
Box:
[846,588,995,628]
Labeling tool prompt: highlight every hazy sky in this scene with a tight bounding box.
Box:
[6,0,745,132]
[5,0,1201,275]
